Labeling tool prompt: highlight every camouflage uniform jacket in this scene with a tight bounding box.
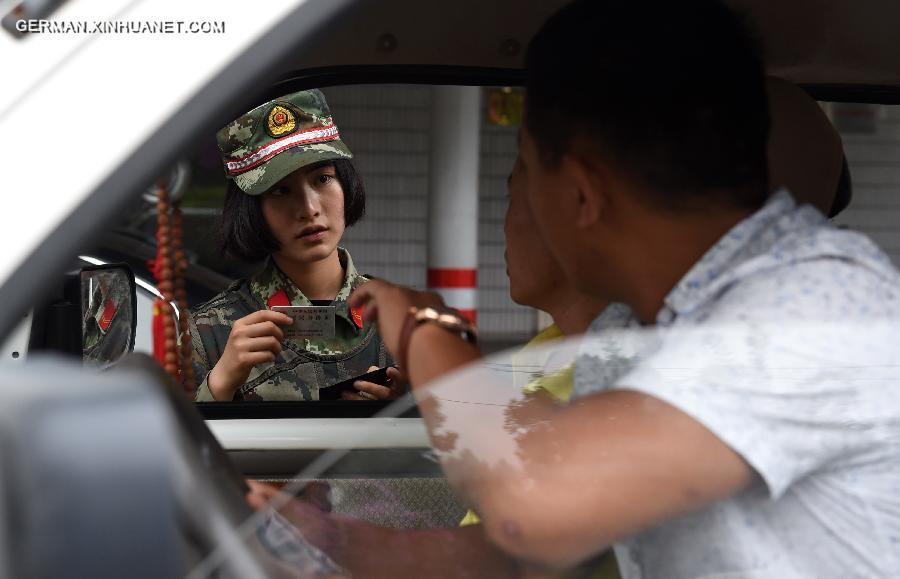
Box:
[190,248,392,401]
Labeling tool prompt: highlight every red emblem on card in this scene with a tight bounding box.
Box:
[351,305,364,329]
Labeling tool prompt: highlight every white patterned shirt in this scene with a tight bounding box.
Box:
[574,190,900,579]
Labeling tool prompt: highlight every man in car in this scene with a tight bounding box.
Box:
[341,0,900,577]
[249,70,863,578]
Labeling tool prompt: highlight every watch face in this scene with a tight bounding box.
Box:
[414,307,441,323]
[416,307,471,331]
[437,312,466,330]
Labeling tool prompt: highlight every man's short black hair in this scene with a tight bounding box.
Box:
[218,158,366,261]
[525,0,770,211]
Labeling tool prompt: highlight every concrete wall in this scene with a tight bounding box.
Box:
[324,85,535,343]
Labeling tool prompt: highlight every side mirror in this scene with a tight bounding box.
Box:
[81,265,138,368]
[28,264,137,368]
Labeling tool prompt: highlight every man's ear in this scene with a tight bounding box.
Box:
[561,154,606,228]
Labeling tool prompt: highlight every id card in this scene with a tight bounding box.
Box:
[272,306,336,340]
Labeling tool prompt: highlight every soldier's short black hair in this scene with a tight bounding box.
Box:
[524,0,770,212]
[218,158,366,262]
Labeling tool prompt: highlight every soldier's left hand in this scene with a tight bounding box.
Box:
[342,365,407,400]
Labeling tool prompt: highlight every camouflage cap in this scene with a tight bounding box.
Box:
[216,89,353,195]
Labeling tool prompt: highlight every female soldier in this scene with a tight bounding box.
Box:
[190,89,402,402]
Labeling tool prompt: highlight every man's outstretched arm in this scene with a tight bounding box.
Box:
[349,281,753,570]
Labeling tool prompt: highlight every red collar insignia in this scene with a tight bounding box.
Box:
[98,298,117,331]
[267,289,291,308]
[351,305,364,329]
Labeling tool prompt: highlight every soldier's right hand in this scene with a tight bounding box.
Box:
[207,310,293,401]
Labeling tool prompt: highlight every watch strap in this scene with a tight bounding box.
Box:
[396,306,477,374]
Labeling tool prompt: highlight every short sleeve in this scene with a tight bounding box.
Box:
[614,261,898,499]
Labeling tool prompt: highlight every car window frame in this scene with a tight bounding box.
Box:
[194,68,900,421]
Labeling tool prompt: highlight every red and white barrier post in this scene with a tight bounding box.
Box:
[428,86,481,324]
